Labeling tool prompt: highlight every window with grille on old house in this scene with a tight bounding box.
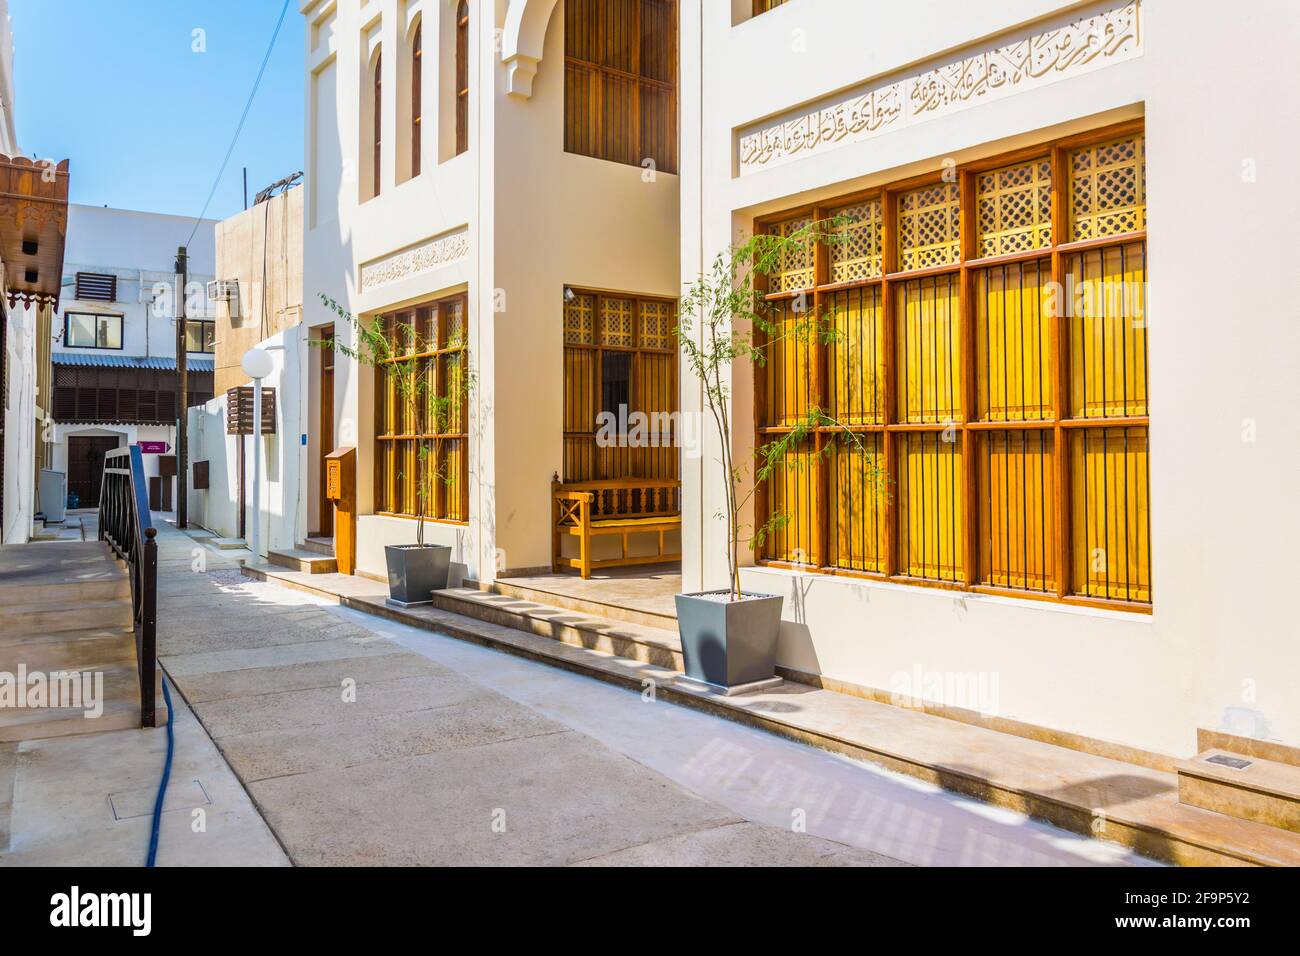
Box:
[373,293,469,523]
[564,0,677,175]
[64,312,122,349]
[755,122,1150,609]
[563,290,678,484]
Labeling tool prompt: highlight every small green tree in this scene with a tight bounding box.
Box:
[314,293,473,547]
[677,220,889,600]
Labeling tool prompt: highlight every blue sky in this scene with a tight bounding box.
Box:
[11,0,304,222]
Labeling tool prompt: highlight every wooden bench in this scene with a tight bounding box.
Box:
[552,478,681,578]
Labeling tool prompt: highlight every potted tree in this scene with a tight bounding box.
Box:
[674,221,887,693]
[316,293,472,606]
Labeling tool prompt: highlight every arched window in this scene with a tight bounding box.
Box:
[411,23,422,176]
[372,51,383,197]
[455,1,468,155]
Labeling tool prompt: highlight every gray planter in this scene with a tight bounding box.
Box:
[674,590,783,690]
[385,544,452,607]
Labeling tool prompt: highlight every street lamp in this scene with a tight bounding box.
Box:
[241,347,274,563]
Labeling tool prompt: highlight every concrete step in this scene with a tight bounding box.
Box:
[210,537,247,550]
[463,576,677,631]
[267,548,337,574]
[431,587,683,670]
[0,540,127,606]
[0,661,166,742]
[1178,749,1300,833]
[0,599,133,635]
[300,537,335,557]
[0,572,129,607]
[0,627,137,672]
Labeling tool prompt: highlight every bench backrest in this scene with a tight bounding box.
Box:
[553,478,679,519]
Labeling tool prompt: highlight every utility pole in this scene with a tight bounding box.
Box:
[175,246,189,528]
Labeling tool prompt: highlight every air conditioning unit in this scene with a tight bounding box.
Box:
[206,279,241,321]
[207,279,240,302]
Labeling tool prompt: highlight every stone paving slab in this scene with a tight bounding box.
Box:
[159,619,364,657]
[217,699,568,783]
[246,730,743,866]
[0,694,287,866]
[175,652,449,704]
[572,820,898,867]
[162,635,406,678]
[195,673,484,738]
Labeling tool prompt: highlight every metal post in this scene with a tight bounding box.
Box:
[251,377,262,563]
[175,246,189,528]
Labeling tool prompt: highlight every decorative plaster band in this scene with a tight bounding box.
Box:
[737,0,1142,176]
[359,228,470,291]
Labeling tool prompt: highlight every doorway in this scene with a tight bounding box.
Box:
[67,436,121,509]
[318,328,335,536]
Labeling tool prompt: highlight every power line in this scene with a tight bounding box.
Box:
[185,0,292,246]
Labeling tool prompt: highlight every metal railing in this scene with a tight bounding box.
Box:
[98,445,158,727]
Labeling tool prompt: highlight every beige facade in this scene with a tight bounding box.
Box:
[213,185,305,394]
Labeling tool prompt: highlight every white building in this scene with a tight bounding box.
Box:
[223,0,1300,772]
[0,0,70,544]
[210,0,679,572]
[678,0,1300,763]
[48,205,217,513]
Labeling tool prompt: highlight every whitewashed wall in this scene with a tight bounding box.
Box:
[679,0,1300,758]
[54,205,216,362]
[298,0,680,580]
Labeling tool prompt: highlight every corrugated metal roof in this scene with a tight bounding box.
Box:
[51,353,215,372]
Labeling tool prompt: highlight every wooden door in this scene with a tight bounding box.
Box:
[318,331,335,536]
[67,436,120,508]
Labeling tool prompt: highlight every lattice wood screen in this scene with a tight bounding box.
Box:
[373,294,469,523]
[755,123,1151,610]
[563,289,679,484]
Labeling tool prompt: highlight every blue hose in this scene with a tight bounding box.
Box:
[146,675,175,867]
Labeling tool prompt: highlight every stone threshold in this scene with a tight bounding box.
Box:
[240,563,1300,866]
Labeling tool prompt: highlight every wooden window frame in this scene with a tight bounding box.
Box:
[373,50,383,199]
[753,119,1151,613]
[455,1,469,156]
[563,0,678,175]
[64,311,124,350]
[562,288,679,484]
[185,319,216,354]
[751,0,791,17]
[411,22,422,176]
[372,293,470,525]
